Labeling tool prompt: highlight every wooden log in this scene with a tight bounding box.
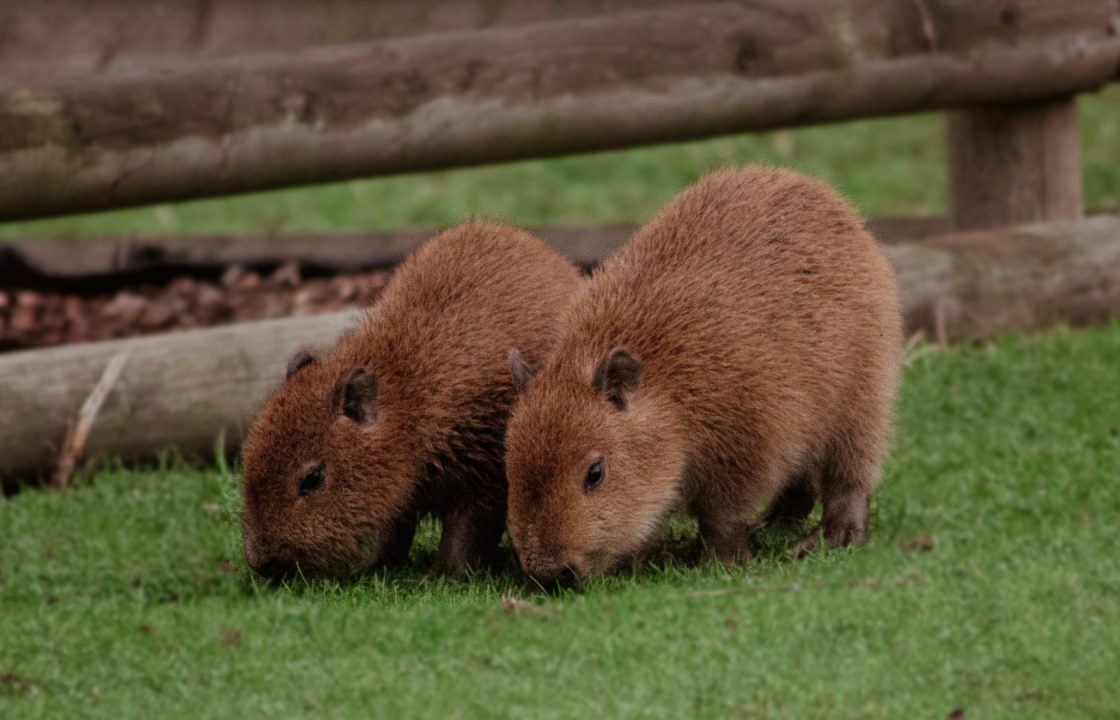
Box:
[0,226,637,288]
[947,98,1084,230]
[0,217,950,291]
[2,0,1119,220]
[2,216,1118,480]
[892,215,1120,342]
[0,1,682,82]
[0,312,358,484]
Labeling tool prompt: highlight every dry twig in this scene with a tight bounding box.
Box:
[51,352,128,489]
[903,329,943,366]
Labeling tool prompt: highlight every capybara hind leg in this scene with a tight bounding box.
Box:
[792,491,870,557]
[794,442,879,557]
[763,470,819,526]
[822,486,871,547]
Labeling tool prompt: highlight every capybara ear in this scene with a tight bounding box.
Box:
[286,348,316,379]
[592,348,642,410]
[508,347,536,393]
[333,368,378,424]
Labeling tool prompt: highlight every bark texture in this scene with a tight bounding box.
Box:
[947,99,1084,230]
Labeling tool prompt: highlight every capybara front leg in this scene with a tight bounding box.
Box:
[697,512,757,564]
[434,503,505,577]
[379,511,419,569]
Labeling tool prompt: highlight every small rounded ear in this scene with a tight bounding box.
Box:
[593,348,642,411]
[286,349,316,379]
[332,368,378,424]
[508,347,536,394]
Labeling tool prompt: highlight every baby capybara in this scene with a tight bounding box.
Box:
[241,222,581,579]
[505,167,901,583]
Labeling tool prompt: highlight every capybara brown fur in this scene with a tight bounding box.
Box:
[241,222,581,579]
[505,166,902,583]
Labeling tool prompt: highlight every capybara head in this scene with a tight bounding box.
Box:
[504,347,687,583]
[240,349,413,579]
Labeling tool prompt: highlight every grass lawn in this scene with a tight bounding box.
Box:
[2,326,1118,718]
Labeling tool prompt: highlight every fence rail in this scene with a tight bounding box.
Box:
[2,0,1118,221]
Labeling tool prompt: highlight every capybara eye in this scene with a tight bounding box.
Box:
[298,464,325,497]
[584,459,605,492]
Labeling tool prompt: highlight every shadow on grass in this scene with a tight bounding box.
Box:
[235,511,839,602]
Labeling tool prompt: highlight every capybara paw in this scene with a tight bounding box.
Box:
[791,528,821,558]
[709,544,753,565]
[823,517,867,548]
[428,555,471,580]
[697,532,753,565]
[431,548,504,580]
[792,516,867,558]
[819,493,869,549]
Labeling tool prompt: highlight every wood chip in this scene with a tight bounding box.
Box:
[501,595,551,616]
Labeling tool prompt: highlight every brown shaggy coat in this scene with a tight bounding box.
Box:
[505,166,902,582]
[241,222,581,578]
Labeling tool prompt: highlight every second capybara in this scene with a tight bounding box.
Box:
[505,166,902,582]
[241,221,581,579]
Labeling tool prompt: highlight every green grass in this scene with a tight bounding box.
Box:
[1,87,1119,240]
[3,326,1118,718]
[2,73,1119,719]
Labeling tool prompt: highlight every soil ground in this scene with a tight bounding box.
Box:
[0,264,389,351]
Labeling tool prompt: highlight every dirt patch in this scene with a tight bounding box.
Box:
[0,669,39,697]
[219,627,242,647]
[0,262,391,352]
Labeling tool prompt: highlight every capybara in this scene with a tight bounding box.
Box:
[505,166,902,583]
[241,222,581,579]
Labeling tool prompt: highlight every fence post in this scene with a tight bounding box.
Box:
[946,98,1083,231]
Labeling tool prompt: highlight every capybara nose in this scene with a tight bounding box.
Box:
[251,557,296,580]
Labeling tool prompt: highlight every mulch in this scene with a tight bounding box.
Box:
[0,262,391,353]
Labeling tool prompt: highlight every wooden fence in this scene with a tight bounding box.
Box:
[2,0,1119,480]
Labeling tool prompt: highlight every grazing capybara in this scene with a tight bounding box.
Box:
[241,222,581,579]
[505,166,902,583]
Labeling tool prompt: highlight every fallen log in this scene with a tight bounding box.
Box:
[2,216,1118,481]
[0,312,358,485]
[2,0,1118,220]
[892,215,1120,343]
[0,217,952,291]
[0,226,636,291]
